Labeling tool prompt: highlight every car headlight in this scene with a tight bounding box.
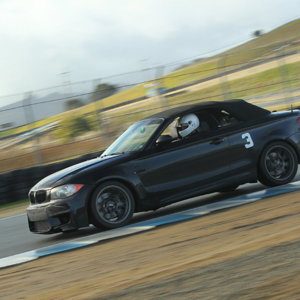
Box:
[50,184,84,200]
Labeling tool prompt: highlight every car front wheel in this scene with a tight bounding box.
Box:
[90,181,135,229]
[258,142,298,187]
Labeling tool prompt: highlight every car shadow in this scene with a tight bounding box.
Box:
[132,183,264,223]
[47,183,265,242]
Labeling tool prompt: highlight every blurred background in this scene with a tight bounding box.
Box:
[0,0,299,203]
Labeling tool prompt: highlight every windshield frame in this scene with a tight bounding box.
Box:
[101,117,165,157]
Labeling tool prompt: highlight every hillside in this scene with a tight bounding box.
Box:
[98,18,300,109]
[224,18,300,56]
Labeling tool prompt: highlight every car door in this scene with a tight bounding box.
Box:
[132,134,232,204]
[209,108,258,182]
[218,123,258,181]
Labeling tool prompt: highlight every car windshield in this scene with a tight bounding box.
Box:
[102,118,163,156]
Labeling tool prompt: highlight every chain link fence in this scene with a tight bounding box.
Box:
[1,45,300,174]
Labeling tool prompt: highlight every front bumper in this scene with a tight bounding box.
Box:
[26,189,90,234]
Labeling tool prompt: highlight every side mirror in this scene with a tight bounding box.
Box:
[156,134,173,146]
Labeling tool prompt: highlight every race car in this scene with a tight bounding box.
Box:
[27,99,300,233]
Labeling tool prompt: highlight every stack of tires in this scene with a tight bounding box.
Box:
[0,151,102,205]
[0,173,10,205]
[11,169,32,203]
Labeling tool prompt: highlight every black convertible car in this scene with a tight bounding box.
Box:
[27,99,300,233]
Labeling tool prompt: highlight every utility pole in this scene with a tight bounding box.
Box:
[217,54,231,100]
[276,45,292,108]
[92,79,104,133]
[23,92,43,165]
[155,65,168,109]
[60,71,73,100]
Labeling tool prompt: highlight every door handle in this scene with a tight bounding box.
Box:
[210,138,224,145]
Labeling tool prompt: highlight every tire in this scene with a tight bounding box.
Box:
[258,142,298,187]
[90,181,135,229]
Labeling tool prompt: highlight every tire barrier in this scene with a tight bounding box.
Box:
[0,151,102,205]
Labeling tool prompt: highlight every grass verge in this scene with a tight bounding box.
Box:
[0,199,28,219]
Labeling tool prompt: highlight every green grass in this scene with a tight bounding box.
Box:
[105,60,300,123]
[0,199,29,218]
[0,199,28,208]
[163,60,218,88]
[166,61,300,106]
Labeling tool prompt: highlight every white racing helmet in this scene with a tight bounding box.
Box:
[177,113,200,137]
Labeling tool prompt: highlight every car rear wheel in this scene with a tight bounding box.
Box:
[90,181,135,229]
[258,142,298,187]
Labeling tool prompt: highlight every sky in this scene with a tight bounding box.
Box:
[0,0,299,107]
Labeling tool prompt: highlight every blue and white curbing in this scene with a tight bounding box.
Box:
[1,181,300,269]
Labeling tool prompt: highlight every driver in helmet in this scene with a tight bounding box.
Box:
[176,113,201,138]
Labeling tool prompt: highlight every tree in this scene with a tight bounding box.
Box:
[65,98,84,111]
[55,115,93,141]
[252,30,264,38]
[90,83,118,102]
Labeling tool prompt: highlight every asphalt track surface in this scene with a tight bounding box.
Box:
[1,171,300,260]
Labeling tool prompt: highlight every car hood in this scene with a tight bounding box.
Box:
[31,155,121,190]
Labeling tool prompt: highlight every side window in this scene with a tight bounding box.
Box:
[157,114,211,148]
[214,110,239,128]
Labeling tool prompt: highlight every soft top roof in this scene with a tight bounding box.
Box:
[148,99,270,121]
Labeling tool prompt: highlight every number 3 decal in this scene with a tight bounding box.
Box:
[241,132,254,149]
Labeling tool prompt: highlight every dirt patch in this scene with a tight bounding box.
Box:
[1,192,300,299]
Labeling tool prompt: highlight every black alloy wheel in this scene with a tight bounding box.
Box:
[90,181,135,229]
[258,142,298,186]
